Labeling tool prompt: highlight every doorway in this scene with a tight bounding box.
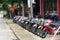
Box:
[43,0,57,16]
[33,0,40,18]
[43,0,57,19]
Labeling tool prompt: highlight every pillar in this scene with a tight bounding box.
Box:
[57,0,60,20]
[40,0,42,16]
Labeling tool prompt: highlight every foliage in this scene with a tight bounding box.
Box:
[0,3,2,8]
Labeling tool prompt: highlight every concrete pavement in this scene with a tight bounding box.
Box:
[0,13,17,40]
[4,18,60,40]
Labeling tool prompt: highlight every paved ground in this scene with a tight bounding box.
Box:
[0,13,17,40]
[4,18,60,40]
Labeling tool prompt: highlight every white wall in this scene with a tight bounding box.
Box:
[27,0,35,8]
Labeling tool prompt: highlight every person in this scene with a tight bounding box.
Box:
[11,5,15,18]
[17,5,22,16]
[8,5,12,18]
[25,5,30,17]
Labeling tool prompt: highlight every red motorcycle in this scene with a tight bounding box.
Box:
[40,23,59,38]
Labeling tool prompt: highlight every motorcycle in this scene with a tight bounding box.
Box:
[25,18,38,32]
[23,19,30,29]
[40,23,59,38]
[18,17,28,27]
[30,19,43,34]
[36,19,54,37]
[36,23,44,36]
[13,16,21,23]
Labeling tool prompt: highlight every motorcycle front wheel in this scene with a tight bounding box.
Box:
[40,30,48,38]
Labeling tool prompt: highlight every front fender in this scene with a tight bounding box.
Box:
[43,26,49,31]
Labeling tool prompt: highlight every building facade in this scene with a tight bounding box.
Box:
[40,0,60,19]
[20,0,60,20]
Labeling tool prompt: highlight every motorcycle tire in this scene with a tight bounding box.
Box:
[26,24,30,31]
[37,29,42,36]
[41,30,48,38]
[31,27,37,33]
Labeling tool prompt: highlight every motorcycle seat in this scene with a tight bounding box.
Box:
[50,24,57,28]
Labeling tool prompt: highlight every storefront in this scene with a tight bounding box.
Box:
[22,0,32,17]
[22,0,28,17]
[22,0,40,18]
[31,0,57,18]
[40,0,60,20]
[21,0,60,20]
[33,0,40,17]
